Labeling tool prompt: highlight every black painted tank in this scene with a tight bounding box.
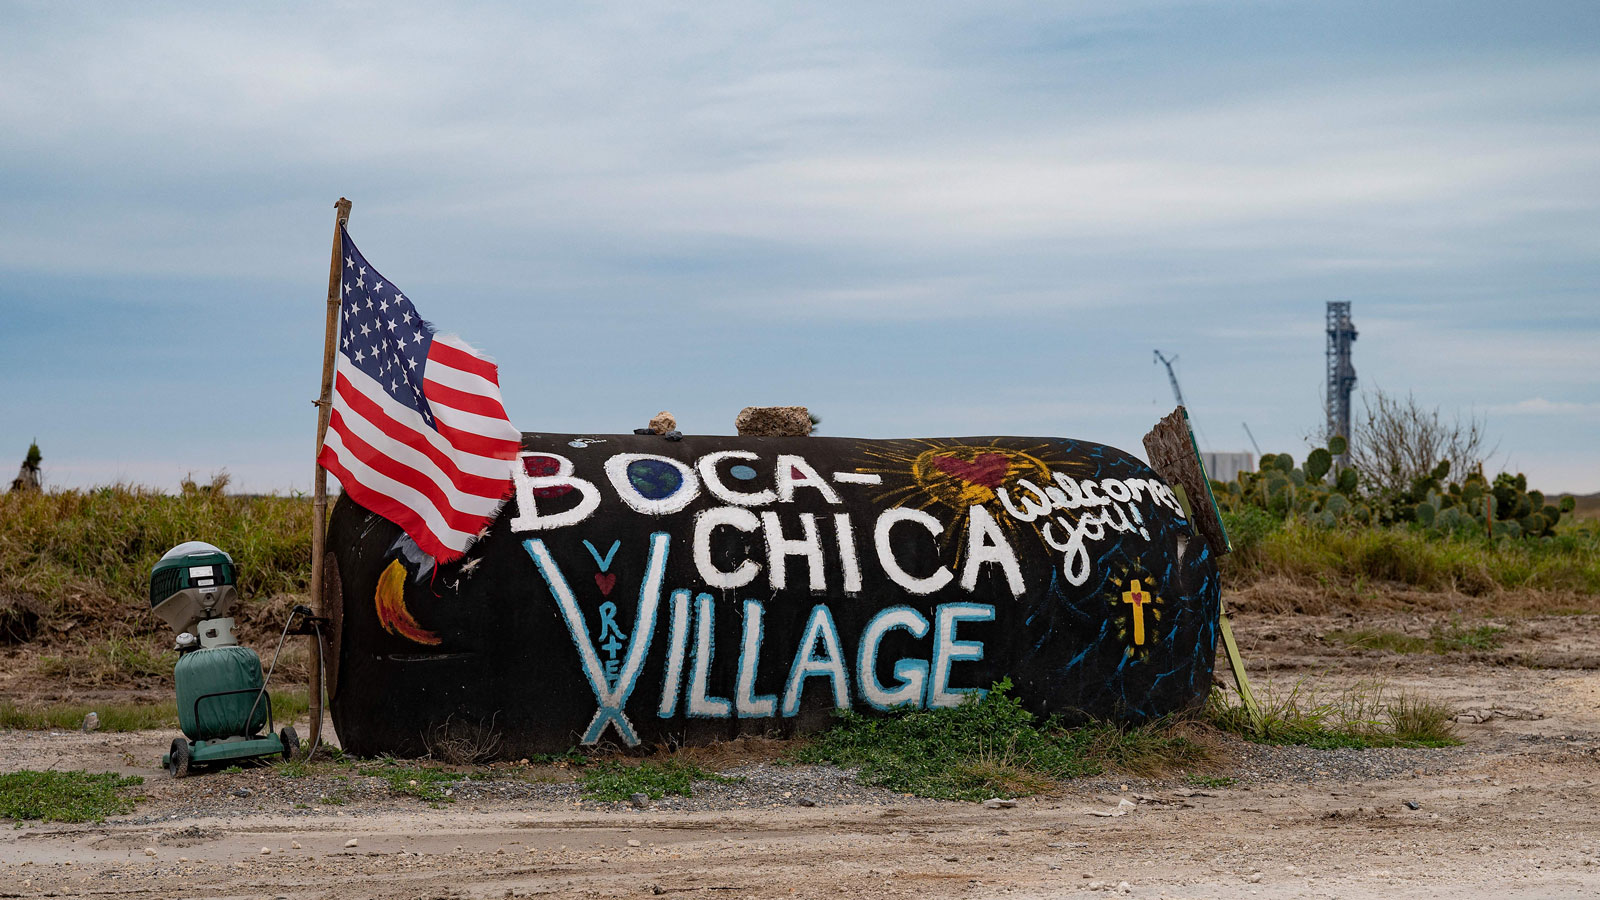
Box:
[325,433,1220,757]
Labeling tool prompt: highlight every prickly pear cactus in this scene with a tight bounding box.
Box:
[1221,437,1564,540]
[1305,448,1332,482]
[1414,502,1436,527]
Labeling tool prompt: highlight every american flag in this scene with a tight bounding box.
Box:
[316,225,522,563]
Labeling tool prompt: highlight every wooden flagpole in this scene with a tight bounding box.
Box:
[308,197,352,754]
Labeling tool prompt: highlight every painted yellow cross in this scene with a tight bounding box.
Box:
[1122,579,1151,646]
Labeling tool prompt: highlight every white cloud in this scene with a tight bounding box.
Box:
[1489,397,1600,416]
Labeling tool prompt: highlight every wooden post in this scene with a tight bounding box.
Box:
[308,198,351,754]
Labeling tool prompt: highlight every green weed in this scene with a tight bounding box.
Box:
[524,747,592,768]
[358,758,464,803]
[274,758,308,777]
[580,759,738,802]
[794,680,1208,801]
[0,770,144,824]
[1185,774,1237,788]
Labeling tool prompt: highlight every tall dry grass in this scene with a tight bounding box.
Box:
[0,484,312,652]
[1221,509,1600,598]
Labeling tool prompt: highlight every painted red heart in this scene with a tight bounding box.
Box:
[594,573,616,596]
[930,453,1010,489]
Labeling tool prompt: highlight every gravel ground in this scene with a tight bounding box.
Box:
[96,732,1490,828]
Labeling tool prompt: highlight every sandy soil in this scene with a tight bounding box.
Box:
[5,611,1600,899]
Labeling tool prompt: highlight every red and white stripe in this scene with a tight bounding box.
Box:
[317,334,521,562]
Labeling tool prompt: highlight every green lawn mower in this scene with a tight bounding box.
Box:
[151,542,302,776]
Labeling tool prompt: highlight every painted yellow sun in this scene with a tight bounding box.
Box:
[844,440,1063,563]
[908,446,1054,510]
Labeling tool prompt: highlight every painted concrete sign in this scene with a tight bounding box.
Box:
[326,433,1221,756]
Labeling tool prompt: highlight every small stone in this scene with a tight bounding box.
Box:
[260,847,271,855]
[650,886,666,896]
[630,793,650,808]
[143,847,157,857]
[627,839,642,847]
[81,712,99,733]
[982,798,1017,809]
[1118,882,1131,893]
[291,841,301,850]
[1247,872,1263,883]
[796,796,817,807]
[1088,881,1105,891]
[345,839,359,848]
[232,788,252,798]
[1404,800,1420,810]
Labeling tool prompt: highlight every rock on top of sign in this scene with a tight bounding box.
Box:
[648,411,678,435]
[735,406,813,437]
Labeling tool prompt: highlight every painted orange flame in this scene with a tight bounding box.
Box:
[374,559,441,646]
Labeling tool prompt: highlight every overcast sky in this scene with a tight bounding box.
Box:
[3,1,1597,494]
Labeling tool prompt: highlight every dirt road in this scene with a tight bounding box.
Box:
[5,612,1600,899]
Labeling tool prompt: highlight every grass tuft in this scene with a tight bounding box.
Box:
[1206,680,1459,749]
[0,770,144,823]
[580,759,739,801]
[794,679,1208,801]
[358,758,465,804]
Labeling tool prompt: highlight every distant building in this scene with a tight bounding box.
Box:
[1200,451,1254,484]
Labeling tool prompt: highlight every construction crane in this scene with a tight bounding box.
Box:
[1242,422,1262,457]
[1152,350,1187,409]
[1153,349,1213,452]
